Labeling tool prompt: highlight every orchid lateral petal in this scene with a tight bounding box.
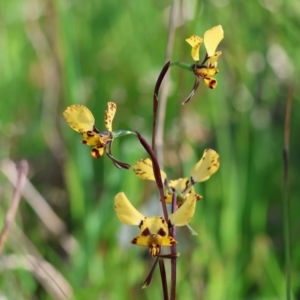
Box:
[168,194,196,227]
[190,149,220,182]
[186,35,203,61]
[104,102,116,132]
[114,192,145,225]
[63,105,95,133]
[133,158,167,182]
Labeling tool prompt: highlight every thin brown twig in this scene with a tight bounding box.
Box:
[0,160,28,254]
[1,159,78,254]
[0,254,72,300]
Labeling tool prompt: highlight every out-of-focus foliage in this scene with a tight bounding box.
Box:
[1,0,300,299]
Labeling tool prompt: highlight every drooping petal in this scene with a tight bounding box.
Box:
[168,194,196,226]
[203,77,217,89]
[114,192,145,225]
[133,158,167,182]
[104,102,117,132]
[186,35,203,61]
[63,105,95,133]
[204,25,224,57]
[190,149,220,182]
[91,145,105,158]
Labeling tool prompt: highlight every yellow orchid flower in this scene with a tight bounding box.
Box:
[114,192,196,257]
[183,25,223,103]
[63,102,130,168]
[164,178,202,207]
[133,149,220,207]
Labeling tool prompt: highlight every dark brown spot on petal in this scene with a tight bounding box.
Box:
[91,148,100,158]
[157,228,167,236]
[141,227,151,236]
[131,238,138,244]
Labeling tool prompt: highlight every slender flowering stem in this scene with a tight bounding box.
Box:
[135,132,168,222]
[152,61,171,151]
[159,258,169,300]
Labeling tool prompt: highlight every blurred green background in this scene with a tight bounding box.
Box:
[1,0,299,299]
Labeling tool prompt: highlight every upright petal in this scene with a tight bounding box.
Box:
[104,102,117,132]
[186,35,203,61]
[190,149,220,182]
[114,192,145,225]
[204,25,224,57]
[63,105,95,133]
[133,158,167,182]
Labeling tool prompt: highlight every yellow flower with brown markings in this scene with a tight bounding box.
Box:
[114,192,196,257]
[183,25,224,103]
[63,102,130,168]
[133,149,220,207]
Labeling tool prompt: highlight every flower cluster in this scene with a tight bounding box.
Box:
[62,24,224,290]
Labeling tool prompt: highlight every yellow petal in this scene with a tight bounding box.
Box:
[190,149,220,182]
[186,35,203,61]
[63,105,95,133]
[208,51,222,67]
[132,216,176,256]
[168,194,196,226]
[164,178,202,206]
[133,158,167,182]
[132,234,176,257]
[140,217,169,237]
[114,192,145,225]
[204,25,224,57]
[168,178,190,192]
[81,131,104,146]
[91,145,105,158]
[195,67,209,77]
[203,77,217,89]
[104,102,117,132]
